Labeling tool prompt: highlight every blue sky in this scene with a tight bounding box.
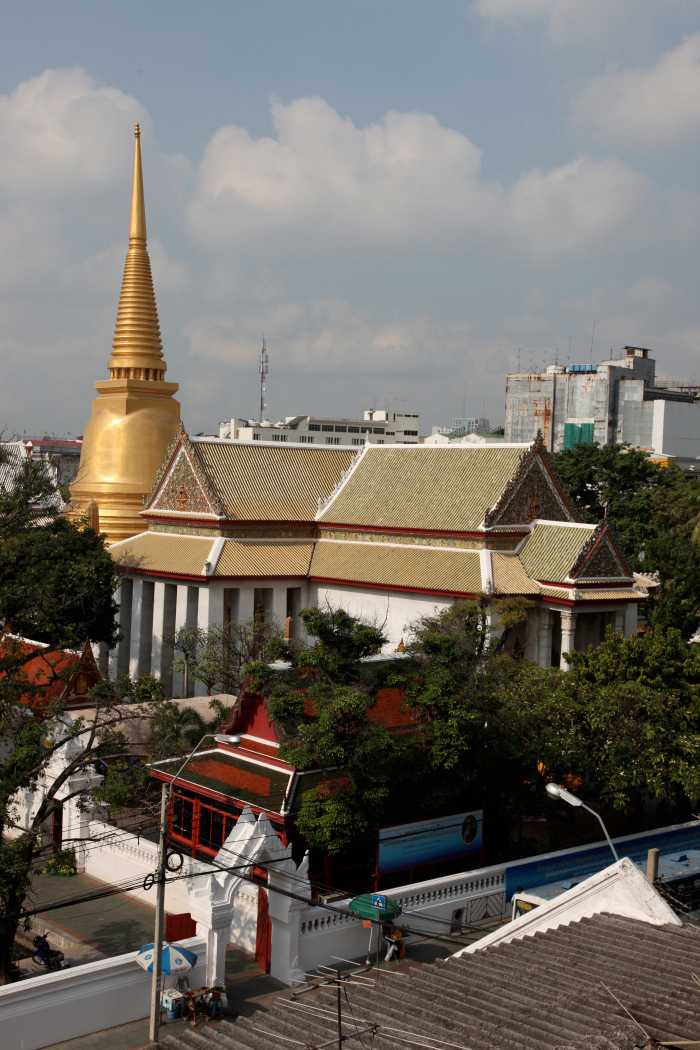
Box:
[1,1,700,434]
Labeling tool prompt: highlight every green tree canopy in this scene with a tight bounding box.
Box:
[0,450,130,981]
[553,442,700,638]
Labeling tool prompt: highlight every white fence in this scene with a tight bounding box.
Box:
[286,864,506,978]
[0,936,207,1050]
[84,818,193,915]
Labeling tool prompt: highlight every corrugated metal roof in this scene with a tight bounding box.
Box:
[112,532,214,576]
[166,914,700,1050]
[319,445,527,530]
[310,540,483,594]
[491,554,541,594]
[519,522,596,582]
[192,442,356,521]
[214,541,314,578]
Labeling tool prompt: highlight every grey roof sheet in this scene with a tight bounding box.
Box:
[161,913,700,1049]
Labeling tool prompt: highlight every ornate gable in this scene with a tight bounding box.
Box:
[485,439,576,528]
[146,427,223,517]
[571,526,631,581]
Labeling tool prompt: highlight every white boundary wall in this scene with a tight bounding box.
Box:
[279,864,506,980]
[0,936,206,1050]
[84,819,192,915]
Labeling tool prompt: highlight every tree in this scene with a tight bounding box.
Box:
[148,696,230,761]
[553,442,700,638]
[402,602,700,855]
[259,608,397,854]
[554,627,700,811]
[174,618,283,696]
[402,600,556,855]
[0,450,130,981]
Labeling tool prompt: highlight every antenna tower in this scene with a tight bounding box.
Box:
[258,337,269,421]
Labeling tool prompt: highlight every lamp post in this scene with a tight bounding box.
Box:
[545,782,619,863]
[148,732,240,1045]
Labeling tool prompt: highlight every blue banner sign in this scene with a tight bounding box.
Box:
[378,810,483,875]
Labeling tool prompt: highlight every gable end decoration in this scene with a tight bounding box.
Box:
[570,524,632,581]
[147,430,224,518]
[484,439,576,528]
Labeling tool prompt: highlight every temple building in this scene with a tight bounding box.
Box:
[108,429,645,690]
[68,126,181,544]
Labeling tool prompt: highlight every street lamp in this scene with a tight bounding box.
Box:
[545,782,619,863]
[148,732,240,1044]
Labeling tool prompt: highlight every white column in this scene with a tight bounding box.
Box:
[150,581,166,680]
[238,585,255,626]
[190,900,234,989]
[624,602,638,637]
[108,582,125,680]
[268,858,309,985]
[171,585,191,696]
[128,578,145,680]
[272,584,287,630]
[560,609,577,671]
[537,609,553,668]
[198,585,224,630]
[195,585,224,696]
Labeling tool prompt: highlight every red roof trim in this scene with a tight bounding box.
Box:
[116,567,308,583]
[140,512,317,528]
[319,522,528,540]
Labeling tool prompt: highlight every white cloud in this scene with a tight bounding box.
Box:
[0,68,697,438]
[508,158,650,259]
[191,97,648,262]
[572,34,700,147]
[192,96,492,245]
[0,67,146,192]
[472,0,664,45]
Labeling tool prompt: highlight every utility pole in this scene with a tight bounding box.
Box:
[149,782,169,1044]
[337,968,342,1050]
[259,336,269,421]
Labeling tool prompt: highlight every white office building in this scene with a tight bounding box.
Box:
[218,408,421,447]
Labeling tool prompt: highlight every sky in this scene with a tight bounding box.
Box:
[1,0,700,436]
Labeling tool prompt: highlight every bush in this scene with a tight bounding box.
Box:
[42,848,77,877]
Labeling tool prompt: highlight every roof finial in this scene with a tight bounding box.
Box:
[129,122,147,242]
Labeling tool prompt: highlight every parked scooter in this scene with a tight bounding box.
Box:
[31,932,65,971]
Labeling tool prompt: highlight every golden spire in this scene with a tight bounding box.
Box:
[68,124,180,545]
[108,123,166,379]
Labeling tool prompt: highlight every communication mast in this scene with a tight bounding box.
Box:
[258,336,269,421]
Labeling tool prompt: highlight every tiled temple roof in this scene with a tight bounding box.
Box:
[309,539,484,594]
[192,441,356,521]
[318,444,529,531]
[519,521,597,582]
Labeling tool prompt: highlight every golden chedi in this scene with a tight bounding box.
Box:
[69,125,180,544]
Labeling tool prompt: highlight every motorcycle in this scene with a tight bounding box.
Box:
[31,932,65,972]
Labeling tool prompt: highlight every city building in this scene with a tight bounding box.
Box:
[505,346,700,462]
[106,431,644,691]
[21,437,82,488]
[68,126,181,544]
[431,416,492,437]
[0,440,65,517]
[218,408,421,446]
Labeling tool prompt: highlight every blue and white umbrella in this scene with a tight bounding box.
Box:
[135,941,198,975]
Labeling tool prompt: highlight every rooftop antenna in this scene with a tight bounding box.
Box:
[258,336,269,421]
[589,319,597,362]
